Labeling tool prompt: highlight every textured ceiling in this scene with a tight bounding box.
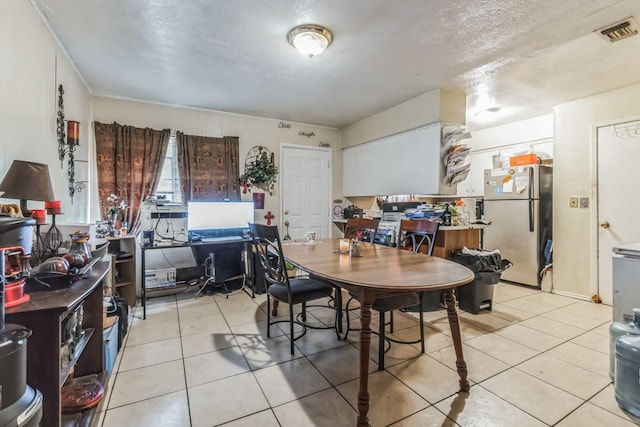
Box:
[32,0,640,130]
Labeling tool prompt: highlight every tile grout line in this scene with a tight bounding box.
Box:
[174,294,196,427]
[112,285,616,426]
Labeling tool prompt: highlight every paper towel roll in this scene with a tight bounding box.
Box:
[461,198,476,222]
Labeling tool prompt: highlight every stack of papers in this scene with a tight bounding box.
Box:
[441,125,472,185]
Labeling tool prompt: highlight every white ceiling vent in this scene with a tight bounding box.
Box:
[595,17,639,43]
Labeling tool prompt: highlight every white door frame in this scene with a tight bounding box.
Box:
[589,114,640,300]
[279,143,333,236]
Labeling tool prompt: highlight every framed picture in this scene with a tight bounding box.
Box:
[253,192,265,210]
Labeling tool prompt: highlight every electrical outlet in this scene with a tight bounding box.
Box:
[569,197,578,208]
[579,197,589,208]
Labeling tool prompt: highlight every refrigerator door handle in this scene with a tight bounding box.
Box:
[529,199,534,232]
[528,167,534,232]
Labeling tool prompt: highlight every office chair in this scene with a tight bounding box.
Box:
[344,219,440,370]
[249,223,335,355]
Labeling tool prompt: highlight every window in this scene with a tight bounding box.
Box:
[155,134,182,204]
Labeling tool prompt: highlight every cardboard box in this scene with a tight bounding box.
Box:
[509,153,538,166]
[145,267,177,289]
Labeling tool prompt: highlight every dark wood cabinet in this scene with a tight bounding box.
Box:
[106,236,137,306]
[5,263,109,427]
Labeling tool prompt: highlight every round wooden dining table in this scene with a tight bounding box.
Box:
[281,239,475,427]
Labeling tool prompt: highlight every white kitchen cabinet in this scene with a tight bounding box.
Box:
[457,151,493,197]
[343,123,460,196]
[456,140,553,198]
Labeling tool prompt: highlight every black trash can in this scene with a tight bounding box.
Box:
[457,272,500,314]
[452,249,511,314]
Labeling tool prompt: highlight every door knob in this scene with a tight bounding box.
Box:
[284,210,289,215]
[600,221,610,229]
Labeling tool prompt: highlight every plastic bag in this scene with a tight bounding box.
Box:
[452,247,512,274]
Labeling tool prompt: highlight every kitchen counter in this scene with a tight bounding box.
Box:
[433,226,483,259]
[439,224,487,231]
[333,218,485,232]
[333,219,485,258]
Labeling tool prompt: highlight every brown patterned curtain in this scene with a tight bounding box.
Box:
[176,132,240,202]
[94,121,171,234]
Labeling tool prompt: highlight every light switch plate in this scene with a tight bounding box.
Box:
[579,197,589,208]
[569,197,578,208]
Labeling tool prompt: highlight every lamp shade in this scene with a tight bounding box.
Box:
[0,160,56,202]
[287,24,333,58]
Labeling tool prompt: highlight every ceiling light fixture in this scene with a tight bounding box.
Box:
[474,107,502,122]
[287,24,333,58]
[474,107,501,117]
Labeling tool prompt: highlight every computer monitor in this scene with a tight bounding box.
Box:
[187,201,254,233]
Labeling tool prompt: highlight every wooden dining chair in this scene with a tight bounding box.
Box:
[249,223,335,355]
[344,218,380,242]
[343,219,440,370]
[387,218,441,330]
[397,219,439,255]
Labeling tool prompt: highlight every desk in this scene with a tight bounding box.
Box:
[281,239,474,427]
[140,237,253,319]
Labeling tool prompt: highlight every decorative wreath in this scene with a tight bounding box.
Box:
[239,146,278,195]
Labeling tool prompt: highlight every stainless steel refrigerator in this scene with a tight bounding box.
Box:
[483,165,552,287]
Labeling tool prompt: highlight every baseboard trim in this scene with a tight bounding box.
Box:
[553,289,591,302]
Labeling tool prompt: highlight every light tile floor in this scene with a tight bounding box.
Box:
[95,283,639,427]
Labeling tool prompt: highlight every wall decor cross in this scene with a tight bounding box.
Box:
[264,211,274,225]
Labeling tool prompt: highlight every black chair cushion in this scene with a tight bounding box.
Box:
[372,292,420,312]
[268,277,333,304]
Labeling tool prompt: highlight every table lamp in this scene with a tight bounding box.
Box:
[0,160,56,217]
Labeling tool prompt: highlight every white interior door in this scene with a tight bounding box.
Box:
[597,123,640,305]
[280,145,331,240]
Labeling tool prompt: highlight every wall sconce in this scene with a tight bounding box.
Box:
[66,120,85,202]
[57,84,67,167]
[56,84,86,203]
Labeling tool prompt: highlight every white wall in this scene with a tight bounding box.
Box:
[92,97,341,225]
[553,83,640,299]
[0,0,92,224]
[469,115,554,152]
[456,115,554,197]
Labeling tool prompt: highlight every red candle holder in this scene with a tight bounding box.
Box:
[30,209,46,225]
[67,121,80,146]
[45,200,62,215]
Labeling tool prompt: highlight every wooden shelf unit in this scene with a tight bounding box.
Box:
[6,263,109,427]
[106,236,137,306]
[60,328,94,387]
